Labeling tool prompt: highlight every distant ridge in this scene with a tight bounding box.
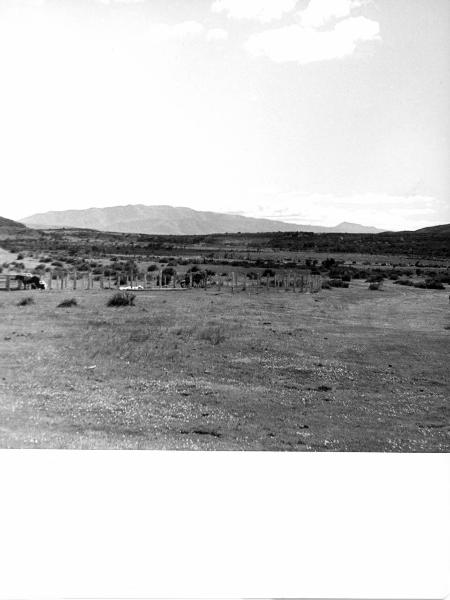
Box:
[414,223,450,235]
[20,204,385,235]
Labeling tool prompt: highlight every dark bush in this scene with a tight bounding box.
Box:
[329,279,349,288]
[424,279,445,290]
[57,298,78,308]
[147,264,158,272]
[369,282,382,290]
[107,292,136,307]
[17,296,34,306]
[262,268,275,277]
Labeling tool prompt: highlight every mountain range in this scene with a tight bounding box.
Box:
[19,205,385,235]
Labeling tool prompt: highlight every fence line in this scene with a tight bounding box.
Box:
[0,270,322,293]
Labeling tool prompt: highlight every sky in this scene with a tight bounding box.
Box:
[0,0,448,230]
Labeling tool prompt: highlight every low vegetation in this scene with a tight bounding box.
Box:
[0,279,448,451]
[107,291,136,307]
[57,298,78,308]
[17,296,34,306]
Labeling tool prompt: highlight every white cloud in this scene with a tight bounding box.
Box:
[96,0,144,4]
[206,28,229,42]
[211,0,298,22]
[245,16,380,63]
[145,20,204,42]
[298,0,361,29]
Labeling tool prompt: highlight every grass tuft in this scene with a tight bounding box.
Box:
[107,292,136,307]
[197,324,225,345]
[57,298,78,308]
[17,296,34,306]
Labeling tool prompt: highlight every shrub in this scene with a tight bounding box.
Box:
[424,279,445,290]
[329,278,349,288]
[394,279,413,286]
[17,296,34,306]
[17,253,24,260]
[147,264,158,272]
[197,325,225,345]
[162,266,176,277]
[369,282,382,290]
[262,268,275,277]
[107,292,136,307]
[57,298,78,308]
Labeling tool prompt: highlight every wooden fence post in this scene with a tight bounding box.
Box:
[5,274,10,291]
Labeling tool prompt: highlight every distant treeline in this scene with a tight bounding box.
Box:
[2,226,449,258]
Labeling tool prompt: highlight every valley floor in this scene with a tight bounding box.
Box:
[0,281,449,450]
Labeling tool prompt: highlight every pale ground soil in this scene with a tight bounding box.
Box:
[0,280,448,450]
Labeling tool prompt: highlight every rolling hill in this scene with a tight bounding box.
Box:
[0,216,27,233]
[20,204,384,235]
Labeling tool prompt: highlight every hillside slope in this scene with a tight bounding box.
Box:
[414,224,450,235]
[0,216,27,231]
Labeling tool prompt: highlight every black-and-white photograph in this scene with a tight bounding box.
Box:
[0,0,448,451]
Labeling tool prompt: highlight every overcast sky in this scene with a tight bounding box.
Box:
[0,0,448,230]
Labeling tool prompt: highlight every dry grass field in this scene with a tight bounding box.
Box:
[0,281,449,450]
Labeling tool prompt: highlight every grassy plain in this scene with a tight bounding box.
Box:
[0,281,449,450]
